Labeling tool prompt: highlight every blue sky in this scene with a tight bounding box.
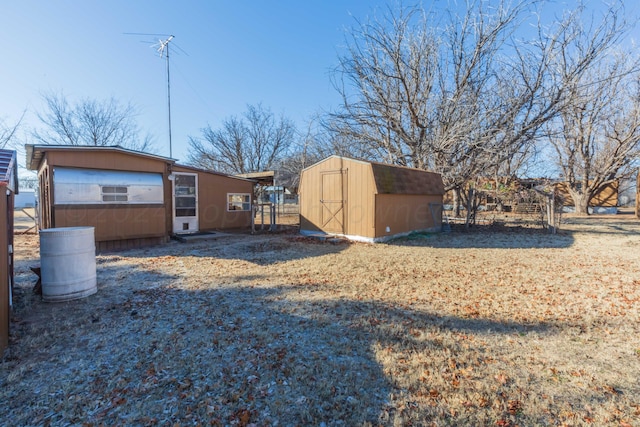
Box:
[2,1,639,178]
[1,0,391,169]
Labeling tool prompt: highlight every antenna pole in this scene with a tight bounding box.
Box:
[166,38,172,158]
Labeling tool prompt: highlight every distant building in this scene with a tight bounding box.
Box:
[14,189,36,209]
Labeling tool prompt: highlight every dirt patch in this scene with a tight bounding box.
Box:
[2,214,640,426]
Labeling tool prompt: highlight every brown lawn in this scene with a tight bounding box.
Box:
[2,212,639,426]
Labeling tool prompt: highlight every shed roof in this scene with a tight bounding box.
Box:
[25,144,176,171]
[305,155,445,195]
[370,161,445,195]
[0,149,18,192]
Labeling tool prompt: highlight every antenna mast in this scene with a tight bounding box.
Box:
[158,35,174,158]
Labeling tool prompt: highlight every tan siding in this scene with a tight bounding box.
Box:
[54,205,167,241]
[300,157,358,234]
[47,151,167,173]
[96,236,168,253]
[345,159,376,238]
[590,182,618,207]
[300,156,444,239]
[172,165,254,229]
[299,167,321,233]
[374,194,442,238]
[555,181,618,207]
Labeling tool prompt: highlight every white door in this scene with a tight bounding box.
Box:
[172,173,199,233]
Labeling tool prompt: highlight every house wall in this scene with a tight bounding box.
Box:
[172,165,254,230]
[0,184,12,354]
[38,150,171,251]
[555,181,619,207]
[375,194,442,238]
[44,150,168,174]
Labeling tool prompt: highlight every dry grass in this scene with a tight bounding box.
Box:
[2,212,640,426]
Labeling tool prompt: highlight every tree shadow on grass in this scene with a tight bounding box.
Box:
[386,227,575,249]
[115,234,351,266]
[3,279,558,426]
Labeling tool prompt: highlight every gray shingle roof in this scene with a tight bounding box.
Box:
[370,161,445,195]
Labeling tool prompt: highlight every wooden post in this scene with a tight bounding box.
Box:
[270,203,276,232]
[251,200,257,234]
[546,193,557,234]
[550,194,556,234]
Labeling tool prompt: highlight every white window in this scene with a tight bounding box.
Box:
[101,186,128,202]
[227,193,251,211]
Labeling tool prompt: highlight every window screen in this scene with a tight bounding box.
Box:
[227,193,251,211]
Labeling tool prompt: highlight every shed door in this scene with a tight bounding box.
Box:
[321,170,346,233]
[172,173,199,234]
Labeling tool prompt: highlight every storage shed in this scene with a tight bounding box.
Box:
[26,145,255,252]
[1,149,18,354]
[299,156,445,242]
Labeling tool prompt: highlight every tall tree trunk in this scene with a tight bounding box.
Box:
[453,187,462,217]
[571,191,591,216]
[636,171,640,219]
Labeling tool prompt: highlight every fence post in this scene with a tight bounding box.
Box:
[251,200,257,234]
[270,203,276,232]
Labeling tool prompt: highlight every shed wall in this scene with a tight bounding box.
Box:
[374,194,443,238]
[173,165,254,229]
[300,157,376,237]
[300,156,445,239]
[345,159,377,238]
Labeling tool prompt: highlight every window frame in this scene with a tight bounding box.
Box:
[101,185,129,203]
[227,193,252,212]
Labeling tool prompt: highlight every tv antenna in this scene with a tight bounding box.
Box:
[157,35,174,158]
[125,32,176,158]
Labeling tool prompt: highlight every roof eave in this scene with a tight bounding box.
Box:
[25,144,177,171]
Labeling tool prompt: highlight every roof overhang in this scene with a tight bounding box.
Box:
[235,171,275,185]
[25,144,177,171]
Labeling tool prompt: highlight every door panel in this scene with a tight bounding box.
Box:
[172,173,198,233]
[320,171,345,233]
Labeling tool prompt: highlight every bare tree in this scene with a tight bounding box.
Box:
[187,104,296,174]
[0,114,24,149]
[331,2,543,185]
[545,6,640,215]
[330,1,631,218]
[32,92,154,152]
